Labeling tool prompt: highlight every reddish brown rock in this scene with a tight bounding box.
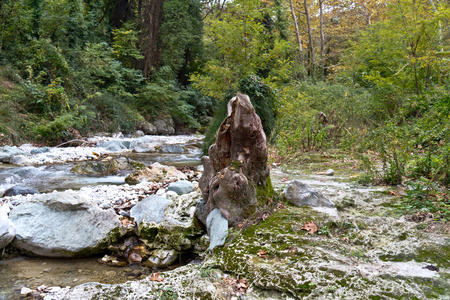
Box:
[197,93,273,226]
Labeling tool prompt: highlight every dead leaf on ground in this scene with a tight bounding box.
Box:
[301,221,318,234]
[257,250,269,258]
[316,171,326,175]
[148,271,163,282]
[281,177,289,182]
[261,212,270,221]
[341,236,349,244]
[389,190,396,196]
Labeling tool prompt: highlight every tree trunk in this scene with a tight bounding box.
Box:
[289,0,304,78]
[142,0,164,77]
[304,0,315,76]
[319,0,325,79]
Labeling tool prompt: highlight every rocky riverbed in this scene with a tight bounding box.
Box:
[1,137,449,299]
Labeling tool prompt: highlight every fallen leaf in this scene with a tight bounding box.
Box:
[261,213,270,221]
[315,172,326,175]
[148,271,163,282]
[389,190,396,196]
[257,250,269,258]
[281,177,289,182]
[341,236,349,243]
[301,221,318,234]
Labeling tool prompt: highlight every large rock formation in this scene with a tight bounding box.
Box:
[197,93,273,226]
[9,190,122,257]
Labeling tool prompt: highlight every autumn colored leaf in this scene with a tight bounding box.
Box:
[148,271,163,282]
[301,221,318,234]
[257,250,269,258]
[389,190,396,196]
[281,177,289,182]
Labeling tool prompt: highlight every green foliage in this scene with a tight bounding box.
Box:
[238,75,275,138]
[112,22,143,68]
[191,0,291,99]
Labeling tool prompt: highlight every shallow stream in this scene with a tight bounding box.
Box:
[0,135,202,299]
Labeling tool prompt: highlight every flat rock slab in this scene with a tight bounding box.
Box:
[9,190,122,257]
[206,208,228,250]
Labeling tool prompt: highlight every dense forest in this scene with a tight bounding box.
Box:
[0,0,449,218]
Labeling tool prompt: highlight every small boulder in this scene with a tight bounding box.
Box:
[2,186,39,197]
[206,208,228,250]
[0,146,24,163]
[30,147,50,155]
[138,122,157,135]
[167,180,194,195]
[125,162,187,184]
[0,205,16,249]
[98,140,129,152]
[71,157,144,176]
[159,144,185,153]
[130,195,171,225]
[10,190,122,257]
[129,136,163,153]
[325,169,335,176]
[154,118,175,135]
[284,180,335,208]
[134,130,145,137]
[9,155,32,165]
[142,249,178,268]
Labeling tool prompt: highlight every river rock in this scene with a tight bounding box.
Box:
[98,140,129,152]
[0,146,24,163]
[159,144,185,153]
[206,208,228,250]
[142,249,178,268]
[2,186,39,197]
[71,157,144,176]
[136,190,206,253]
[30,147,50,154]
[153,118,175,135]
[325,169,335,176]
[134,130,145,137]
[167,180,194,195]
[137,122,157,135]
[0,205,16,249]
[283,180,335,208]
[125,162,187,184]
[198,93,273,226]
[130,195,171,225]
[9,190,122,257]
[9,155,32,165]
[129,136,163,153]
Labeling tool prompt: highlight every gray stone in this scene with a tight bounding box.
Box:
[30,147,50,154]
[284,180,335,208]
[159,144,185,153]
[129,136,163,153]
[206,208,228,250]
[139,122,157,135]
[0,205,16,249]
[154,118,175,135]
[0,146,24,163]
[2,186,39,197]
[71,157,144,176]
[125,162,187,184]
[325,169,335,176]
[9,155,32,165]
[9,190,122,257]
[130,195,171,225]
[142,249,178,268]
[134,130,145,137]
[167,180,194,195]
[98,140,128,152]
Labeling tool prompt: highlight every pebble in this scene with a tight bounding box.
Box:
[20,287,33,295]
[325,169,335,176]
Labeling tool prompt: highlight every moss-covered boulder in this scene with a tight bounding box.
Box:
[71,157,144,176]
